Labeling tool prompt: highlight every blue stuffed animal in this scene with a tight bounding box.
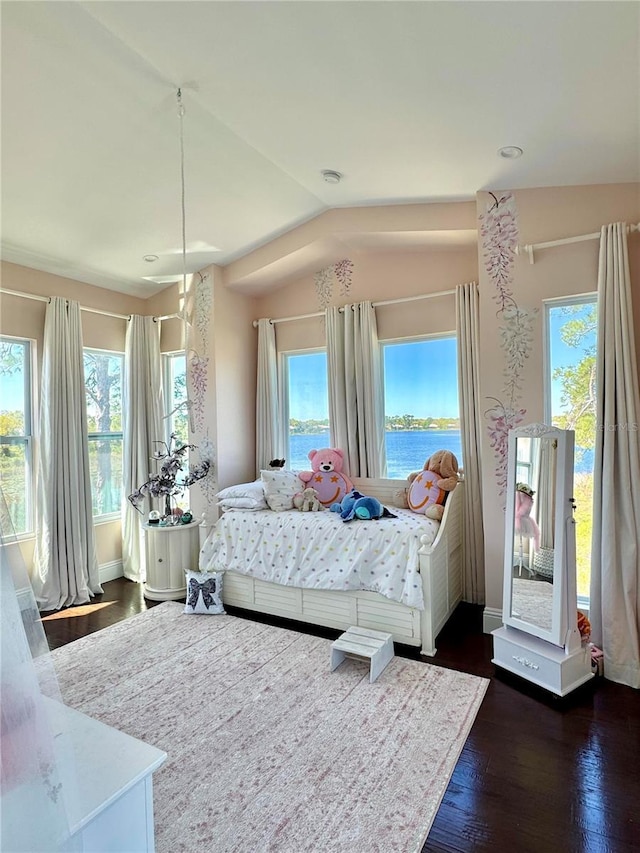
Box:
[331,489,397,522]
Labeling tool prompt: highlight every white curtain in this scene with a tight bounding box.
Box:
[122,315,163,582]
[32,297,101,610]
[456,283,485,603]
[326,302,386,478]
[590,223,640,689]
[256,318,283,472]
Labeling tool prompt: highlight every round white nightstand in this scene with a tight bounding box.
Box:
[142,520,200,601]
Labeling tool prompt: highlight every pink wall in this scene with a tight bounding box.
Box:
[477,183,640,623]
[255,246,478,350]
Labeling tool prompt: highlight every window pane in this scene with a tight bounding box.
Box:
[84,352,122,433]
[0,440,28,534]
[84,349,123,517]
[547,300,597,600]
[88,437,123,517]
[287,352,329,470]
[1,338,31,533]
[167,354,188,446]
[383,338,461,479]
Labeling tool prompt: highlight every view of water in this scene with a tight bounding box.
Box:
[289,432,594,479]
[289,430,463,478]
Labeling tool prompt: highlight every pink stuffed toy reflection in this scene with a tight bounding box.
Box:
[514,483,541,551]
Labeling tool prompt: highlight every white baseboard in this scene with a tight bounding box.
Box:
[483,607,503,634]
[100,560,124,584]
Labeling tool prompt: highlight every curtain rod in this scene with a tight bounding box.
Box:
[0,288,180,322]
[251,287,458,328]
[516,222,640,265]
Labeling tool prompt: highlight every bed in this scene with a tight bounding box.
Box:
[199,477,463,656]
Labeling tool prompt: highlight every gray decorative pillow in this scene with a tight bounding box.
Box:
[183,570,225,615]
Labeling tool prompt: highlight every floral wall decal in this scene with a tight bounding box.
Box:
[314,259,354,310]
[480,192,536,495]
[314,266,334,311]
[334,258,354,297]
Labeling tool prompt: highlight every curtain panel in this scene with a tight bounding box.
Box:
[326,302,386,478]
[32,297,101,610]
[122,315,163,582]
[455,282,485,604]
[590,223,640,689]
[256,318,283,473]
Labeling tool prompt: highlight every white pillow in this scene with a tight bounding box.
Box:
[183,570,225,615]
[216,479,264,501]
[218,496,267,511]
[260,470,304,512]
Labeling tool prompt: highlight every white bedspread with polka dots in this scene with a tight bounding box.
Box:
[199,507,439,610]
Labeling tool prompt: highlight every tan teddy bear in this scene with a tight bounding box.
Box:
[293,487,322,512]
[394,450,460,518]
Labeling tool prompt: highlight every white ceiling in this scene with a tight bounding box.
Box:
[1,1,638,297]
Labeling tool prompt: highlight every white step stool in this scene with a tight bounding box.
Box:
[330,626,395,683]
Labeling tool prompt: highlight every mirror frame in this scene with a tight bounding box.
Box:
[502,423,577,648]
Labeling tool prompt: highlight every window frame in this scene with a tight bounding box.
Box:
[380,331,461,478]
[543,292,597,612]
[280,348,329,467]
[162,351,189,447]
[83,347,124,523]
[0,335,36,537]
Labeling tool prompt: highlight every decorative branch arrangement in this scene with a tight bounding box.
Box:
[128,433,210,516]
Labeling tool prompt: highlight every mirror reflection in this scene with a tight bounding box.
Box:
[510,435,557,632]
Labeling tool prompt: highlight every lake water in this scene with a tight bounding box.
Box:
[290,431,594,478]
[289,430,463,478]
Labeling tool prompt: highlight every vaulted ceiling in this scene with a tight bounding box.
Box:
[1,1,638,296]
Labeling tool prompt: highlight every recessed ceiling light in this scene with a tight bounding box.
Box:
[321,169,342,184]
[143,254,159,263]
[498,146,524,160]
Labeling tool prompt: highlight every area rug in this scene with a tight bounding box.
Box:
[51,602,488,853]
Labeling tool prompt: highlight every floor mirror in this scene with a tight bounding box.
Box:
[492,423,593,696]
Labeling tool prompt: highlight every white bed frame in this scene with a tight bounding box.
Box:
[216,478,463,657]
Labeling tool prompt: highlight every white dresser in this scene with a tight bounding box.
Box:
[2,699,167,852]
[143,520,200,601]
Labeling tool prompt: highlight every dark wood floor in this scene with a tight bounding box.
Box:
[43,578,640,853]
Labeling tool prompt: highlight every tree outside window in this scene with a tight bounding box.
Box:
[546,298,597,602]
[84,349,123,517]
[0,337,33,534]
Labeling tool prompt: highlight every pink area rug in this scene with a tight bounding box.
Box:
[51,602,488,852]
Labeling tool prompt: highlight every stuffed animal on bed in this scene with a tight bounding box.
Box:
[331,489,397,522]
[394,450,460,521]
[299,448,354,508]
[293,487,322,512]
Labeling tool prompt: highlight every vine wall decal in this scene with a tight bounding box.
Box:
[480,192,536,495]
[186,273,216,518]
[314,259,354,310]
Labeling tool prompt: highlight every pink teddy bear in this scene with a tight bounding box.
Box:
[299,448,354,508]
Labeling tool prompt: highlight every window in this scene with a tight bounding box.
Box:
[545,296,597,604]
[283,351,329,470]
[163,353,189,446]
[0,337,34,534]
[382,336,461,479]
[84,349,123,518]
[163,352,190,507]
